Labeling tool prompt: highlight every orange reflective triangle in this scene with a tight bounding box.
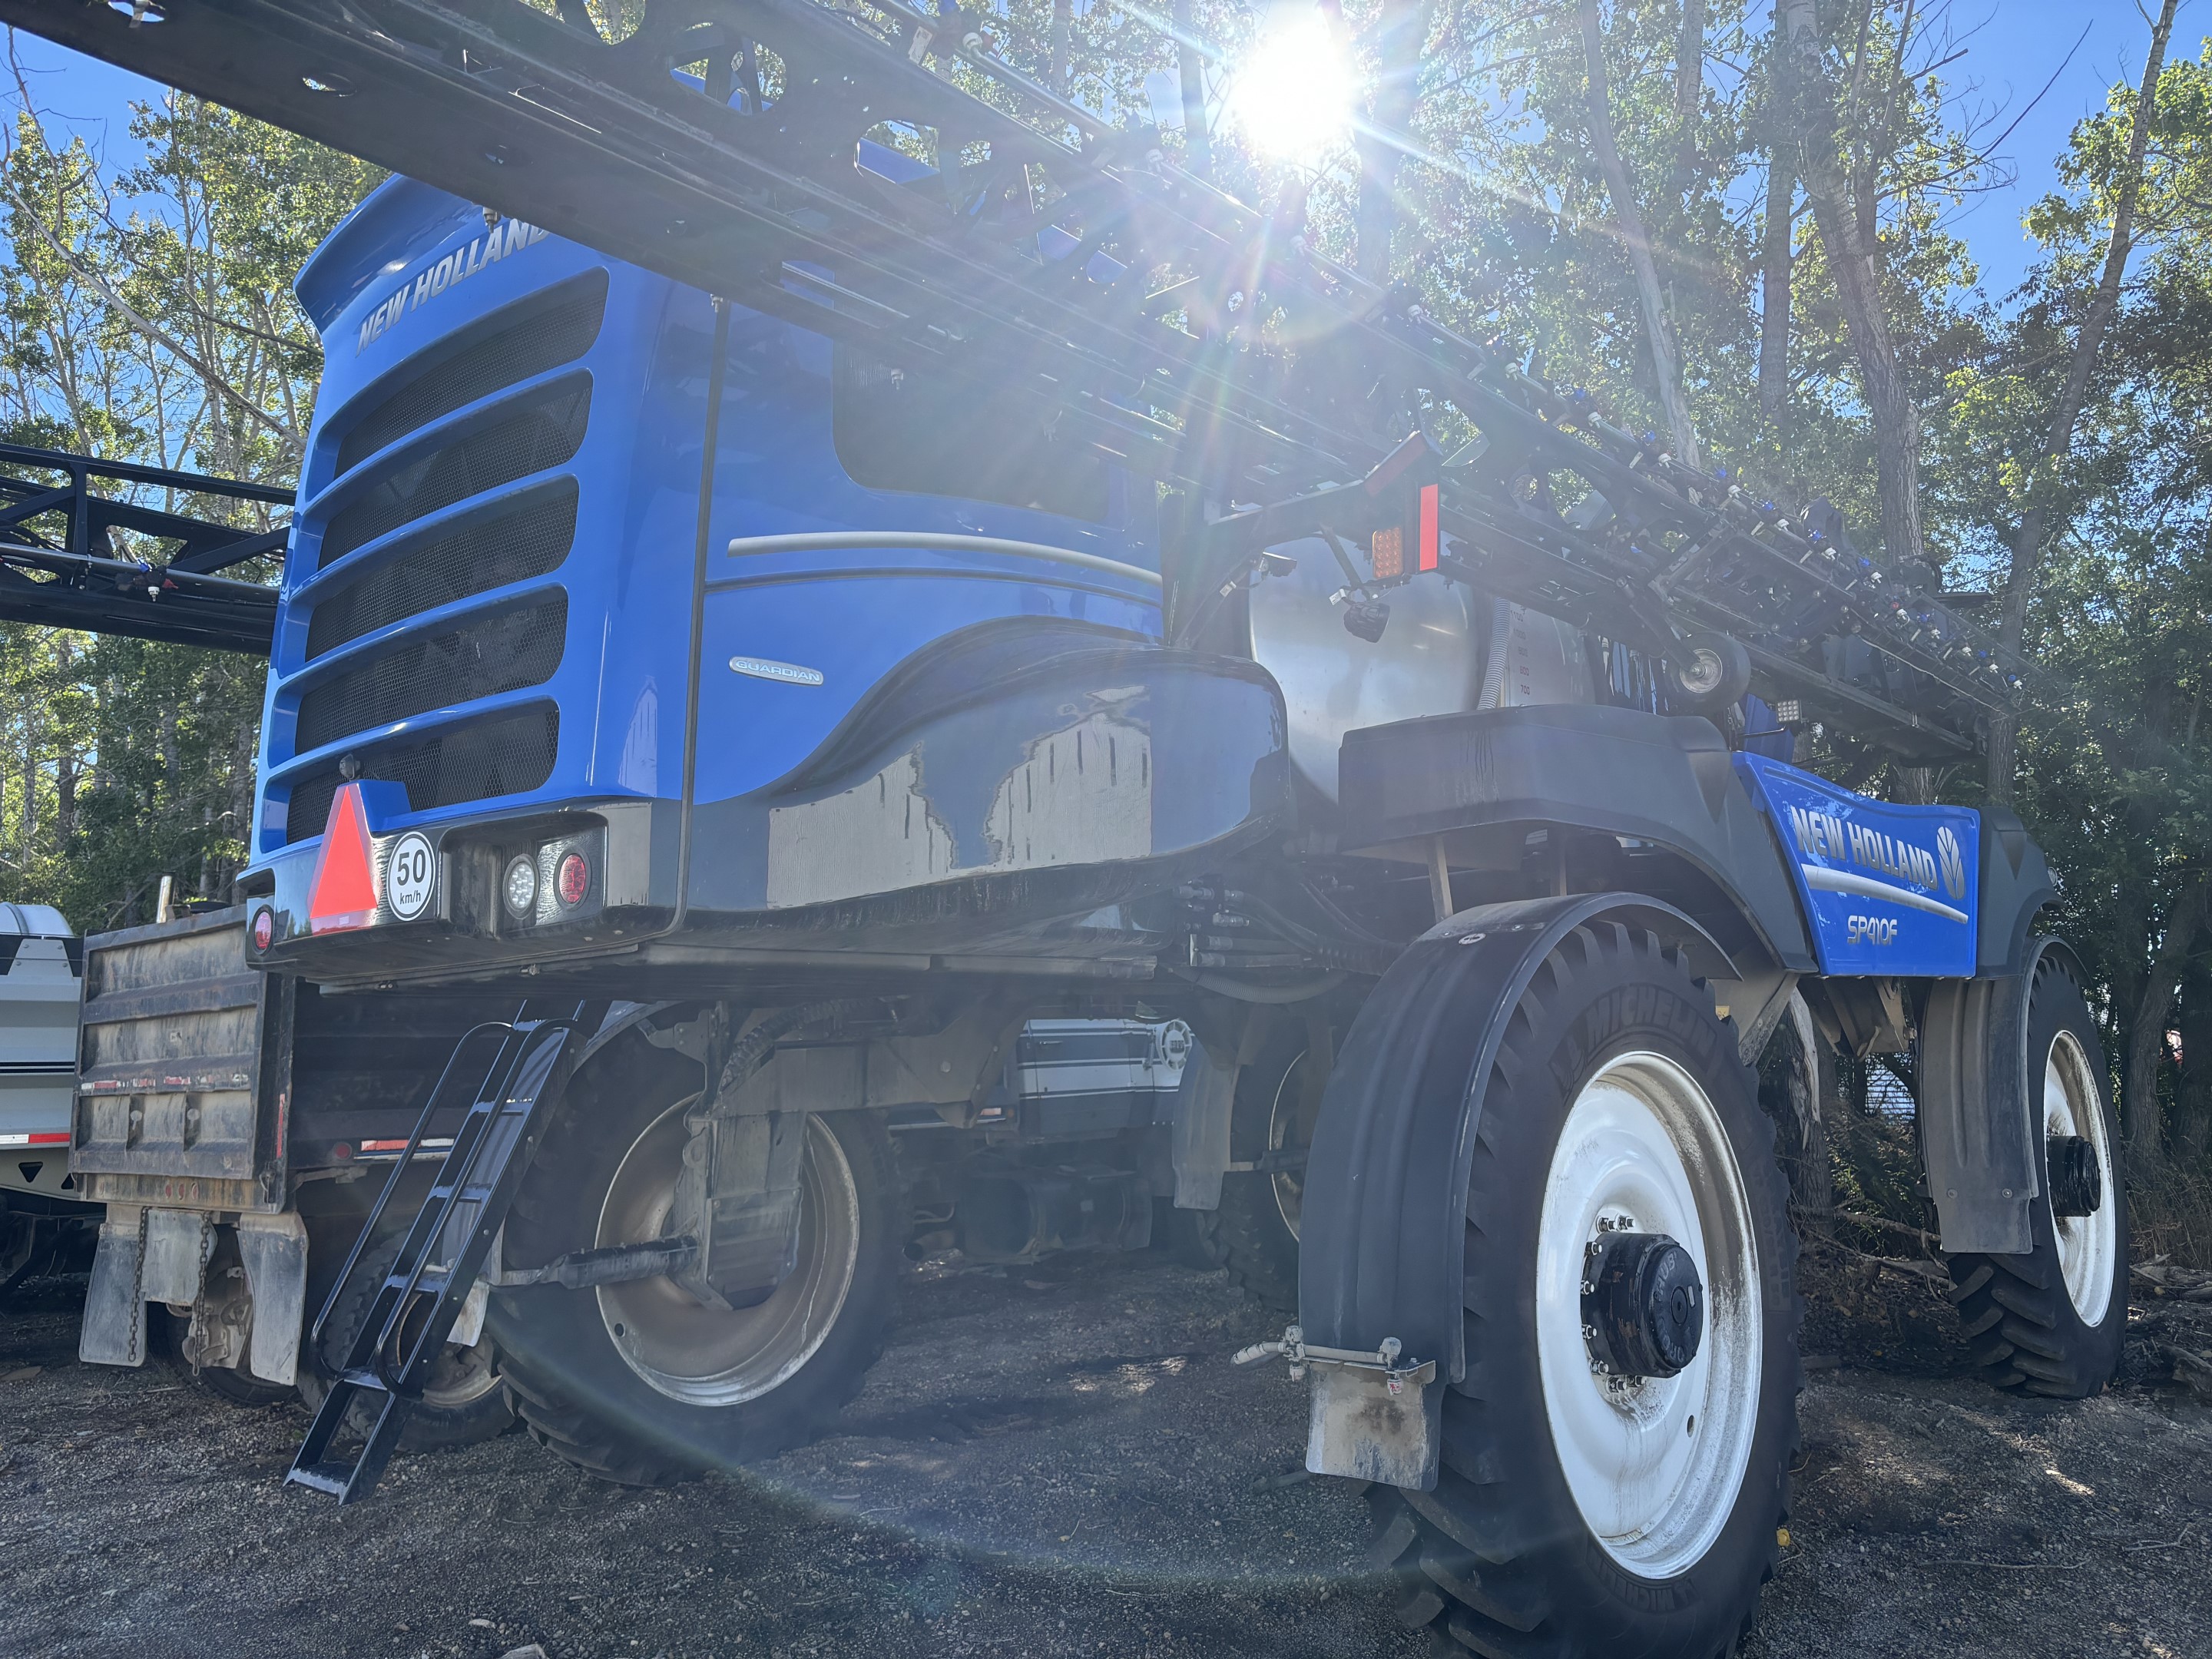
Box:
[307,782,378,933]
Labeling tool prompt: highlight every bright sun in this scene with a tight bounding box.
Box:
[1222,11,1358,166]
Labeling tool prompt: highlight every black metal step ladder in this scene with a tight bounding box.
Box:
[286,998,604,1504]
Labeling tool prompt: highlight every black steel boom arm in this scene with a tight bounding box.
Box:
[0,442,285,654]
[0,0,2028,744]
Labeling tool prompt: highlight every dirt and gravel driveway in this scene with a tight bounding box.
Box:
[3,1249,2208,1659]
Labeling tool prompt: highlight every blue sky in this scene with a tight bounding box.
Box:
[1936,0,2185,301]
[0,5,2174,306]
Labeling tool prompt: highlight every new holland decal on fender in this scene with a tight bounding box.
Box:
[1734,753,1980,978]
[354,216,553,355]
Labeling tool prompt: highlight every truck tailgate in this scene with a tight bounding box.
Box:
[74,906,290,1214]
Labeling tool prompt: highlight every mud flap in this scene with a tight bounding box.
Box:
[79,1204,148,1367]
[673,1110,811,1306]
[235,1212,308,1386]
[1171,1039,1236,1210]
[1919,954,2045,1255]
[1307,1354,1442,1489]
[141,1207,214,1303]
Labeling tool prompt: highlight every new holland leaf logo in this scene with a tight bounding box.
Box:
[1937,825,1967,901]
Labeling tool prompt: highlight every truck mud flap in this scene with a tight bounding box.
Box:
[236,1212,309,1385]
[80,1204,148,1367]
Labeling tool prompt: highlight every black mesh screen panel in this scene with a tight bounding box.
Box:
[334,271,608,478]
[303,482,577,660]
[315,379,590,571]
[294,594,568,757]
[283,705,559,846]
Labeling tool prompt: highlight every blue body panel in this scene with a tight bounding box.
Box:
[1734,754,1979,978]
[253,174,1162,870]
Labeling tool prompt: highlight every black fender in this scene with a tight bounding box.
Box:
[1297,891,1733,1382]
[1335,704,1815,982]
[579,999,684,1066]
[1919,935,2078,1254]
[1976,805,2057,973]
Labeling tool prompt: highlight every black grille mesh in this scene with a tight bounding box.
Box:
[295,594,568,757]
[284,705,559,846]
[316,379,591,571]
[304,483,578,661]
[335,271,608,477]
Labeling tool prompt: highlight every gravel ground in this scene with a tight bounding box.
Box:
[2,1250,2209,1659]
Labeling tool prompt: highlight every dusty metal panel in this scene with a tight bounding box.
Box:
[140,1206,214,1305]
[81,1171,267,1210]
[1306,1359,1442,1490]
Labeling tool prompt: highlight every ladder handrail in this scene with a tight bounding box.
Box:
[304,1018,517,1352]
[376,1015,595,1392]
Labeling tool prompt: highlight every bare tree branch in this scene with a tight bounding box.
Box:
[1988,0,2179,804]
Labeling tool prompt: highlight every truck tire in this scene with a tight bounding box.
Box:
[488,1035,902,1485]
[148,1309,296,1407]
[1945,954,2127,1399]
[1369,925,1801,1659]
[297,1230,515,1452]
[1152,1199,1226,1270]
[194,1356,298,1409]
[1214,1026,1313,1315]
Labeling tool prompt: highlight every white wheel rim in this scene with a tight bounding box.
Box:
[1267,1052,1307,1241]
[1535,1051,1762,1579]
[2045,1028,2116,1326]
[594,1102,862,1406]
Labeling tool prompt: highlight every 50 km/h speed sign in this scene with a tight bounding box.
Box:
[384,831,435,922]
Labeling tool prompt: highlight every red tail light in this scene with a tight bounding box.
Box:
[557,850,591,906]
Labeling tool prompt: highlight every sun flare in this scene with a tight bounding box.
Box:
[1222,11,1358,165]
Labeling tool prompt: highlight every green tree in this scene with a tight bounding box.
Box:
[0,90,376,929]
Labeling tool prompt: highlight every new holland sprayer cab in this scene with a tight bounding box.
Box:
[13,4,2128,1654]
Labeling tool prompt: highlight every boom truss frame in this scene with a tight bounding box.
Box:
[0,442,287,654]
[0,0,2019,750]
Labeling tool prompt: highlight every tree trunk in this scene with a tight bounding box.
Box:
[1671,0,1707,201]
[1987,0,2178,805]
[1890,764,1937,805]
[230,714,256,870]
[1777,0,1920,564]
[54,749,76,844]
[1758,43,1795,427]
[2175,951,2212,1169]
[1355,0,1428,283]
[1172,0,1210,179]
[2128,873,2212,1172]
[1049,0,1070,93]
[1579,0,1700,466]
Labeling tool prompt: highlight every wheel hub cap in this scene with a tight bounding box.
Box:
[2047,1134,2101,1218]
[1582,1230,1704,1379]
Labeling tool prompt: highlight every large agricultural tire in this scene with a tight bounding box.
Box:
[1945,954,2128,1399]
[1214,1024,1316,1316]
[296,1228,515,1452]
[1367,923,1802,1659]
[487,1033,903,1485]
